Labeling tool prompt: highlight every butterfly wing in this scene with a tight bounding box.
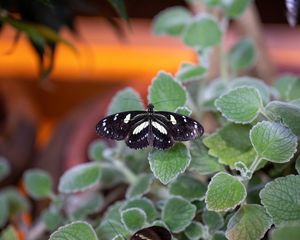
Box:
[96,111,146,140]
[150,119,174,149]
[125,120,151,149]
[154,112,204,141]
[131,226,172,240]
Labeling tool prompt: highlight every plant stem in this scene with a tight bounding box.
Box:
[259,108,273,121]
[249,154,262,173]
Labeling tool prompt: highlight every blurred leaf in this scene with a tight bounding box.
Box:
[126,174,153,199]
[100,165,125,188]
[108,0,129,22]
[88,140,107,161]
[205,172,246,211]
[183,15,222,49]
[204,0,223,7]
[121,208,146,232]
[212,231,227,240]
[102,201,124,224]
[96,220,128,240]
[58,162,101,193]
[225,204,272,240]
[222,0,251,18]
[153,7,192,36]
[202,79,227,111]
[169,175,206,201]
[228,38,255,71]
[215,87,263,124]
[108,87,144,115]
[162,197,196,233]
[296,155,300,174]
[273,75,297,100]
[122,198,157,223]
[203,123,256,168]
[148,143,191,184]
[265,101,300,137]
[250,121,297,163]
[50,221,98,240]
[1,187,29,216]
[271,221,300,240]
[176,63,207,82]
[287,77,300,100]
[184,221,205,240]
[42,209,63,231]
[0,157,10,182]
[24,169,53,199]
[0,195,8,228]
[202,210,224,231]
[175,106,192,116]
[0,226,18,240]
[260,175,300,225]
[149,71,186,111]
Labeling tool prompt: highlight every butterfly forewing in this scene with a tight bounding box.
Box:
[130,226,172,240]
[96,111,145,140]
[155,111,204,141]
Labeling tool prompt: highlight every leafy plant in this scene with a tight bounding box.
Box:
[1,0,300,239]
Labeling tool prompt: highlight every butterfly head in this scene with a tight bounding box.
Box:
[147,103,154,112]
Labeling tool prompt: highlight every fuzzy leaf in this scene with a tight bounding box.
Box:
[215,87,263,124]
[122,198,157,223]
[149,71,186,111]
[162,197,196,233]
[0,158,10,182]
[96,220,128,240]
[296,155,300,174]
[183,15,222,49]
[184,222,205,240]
[121,208,146,232]
[260,175,300,225]
[270,221,300,240]
[273,75,297,100]
[0,195,8,227]
[50,221,98,240]
[205,172,246,211]
[265,101,300,137]
[108,87,144,115]
[153,7,192,36]
[1,187,29,216]
[24,169,52,199]
[190,137,224,175]
[175,106,192,116]
[58,162,101,193]
[287,78,300,100]
[202,210,224,231]
[0,226,18,240]
[202,79,227,111]
[225,204,272,240]
[148,143,191,184]
[250,121,297,163]
[203,123,256,168]
[102,201,123,224]
[42,209,62,231]
[88,140,106,161]
[222,0,251,18]
[126,174,153,199]
[228,38,255,71]
[169,175,206,201]
[176,63,207,82]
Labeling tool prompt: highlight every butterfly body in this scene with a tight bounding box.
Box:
[96,104,204,150]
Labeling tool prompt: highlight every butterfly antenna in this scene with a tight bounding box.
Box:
[108,220,127,240]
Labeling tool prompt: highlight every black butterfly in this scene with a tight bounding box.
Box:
[130,226,171,240]
[96,104,204,150]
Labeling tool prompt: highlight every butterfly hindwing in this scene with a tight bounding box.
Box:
[126,120,150,149]
[150,119,174,149]
[131,226,172,240]
[154,112,204,141]
[96,111,145,140]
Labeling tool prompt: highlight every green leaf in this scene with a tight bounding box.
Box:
[184,222,205,240]
[183,15,222,49]
[228,38,255,71]
[225,204,272,240]
[229,77,271,104]
[58,162,101,193]
[0,157,10,182]
[121,208,146,232]
[153,7,192,36]
[189,137,224,175]
[0,226,18,240]
[122,198,157,223]
[0,195,8,227]
[270,221,300,240]
[203,123,256,168]
[108,0,128,22]
[273,75,297,100]
[202,210,224,231]
[50,221,98,240]
[205,172,246,211]
[215,87,263,124]
[202,79,227,111]
[100,165,124,188]
[108,87,144,115]
[204,0,222,7]
[102,201,123,224]
[222,0,251,18]
[162,197,196,233]
[148,143,191,184]
[175,106,192,116]
[126,174,153,199]
[287,77,300,100]
[149,71,186,111]
[169,175,206,201]
[42,209,63,231]
[24,169,52,199]
[265,101,300,137]
[296,155,300,174]
[212,231,227,240]
[1,187,29,216]
[260,175,300,225]
[96,220,128,240]
[88,140,106,161]
[176,63,207,82]
[250,121,297,163]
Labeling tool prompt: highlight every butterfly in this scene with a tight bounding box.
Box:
[130,226,172,240]
[96,103,204,150]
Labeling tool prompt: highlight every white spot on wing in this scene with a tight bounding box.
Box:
[102,122,106,126]
[124,114,131,123]
[152,121,167,135]
[113,113,119,120]
[133,121,149,135]
[170,115,177,125]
